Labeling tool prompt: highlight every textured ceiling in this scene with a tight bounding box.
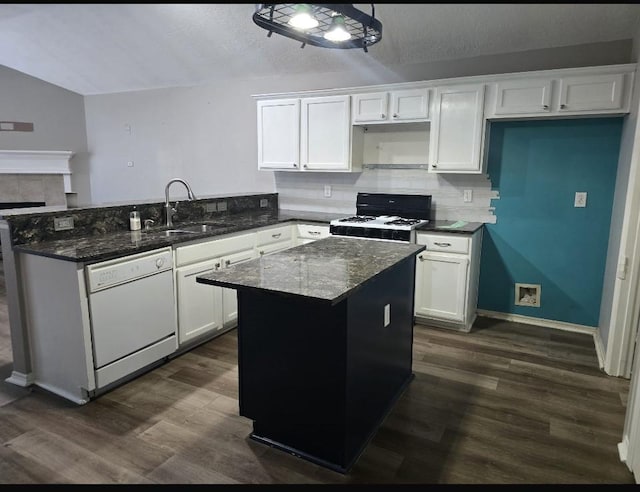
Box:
[0,3,639,95]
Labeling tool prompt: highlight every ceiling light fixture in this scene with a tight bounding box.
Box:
[324,14,351,42]
[253,4,382,52]
[287,4,319,30]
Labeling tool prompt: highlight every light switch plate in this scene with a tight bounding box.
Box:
[574,192,587,207]
[384,304,390,327]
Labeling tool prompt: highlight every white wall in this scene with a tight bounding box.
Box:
[83,40,632,206]
[0,65,90,205]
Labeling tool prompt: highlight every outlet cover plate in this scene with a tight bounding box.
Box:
[54,216,74,231]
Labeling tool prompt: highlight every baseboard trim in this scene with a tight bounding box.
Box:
[476,309,597,335]
[5,371,34,387]
[618,436,629,465]
[593,328,606,370]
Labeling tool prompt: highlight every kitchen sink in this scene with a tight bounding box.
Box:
[145,223,225,236]
[163,229,198,235]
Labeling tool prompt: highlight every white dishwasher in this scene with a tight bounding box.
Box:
[86,247,177,389]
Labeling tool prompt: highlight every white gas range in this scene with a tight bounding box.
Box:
[329,193,432,243]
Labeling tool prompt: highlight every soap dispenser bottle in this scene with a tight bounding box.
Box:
[130,207,141,231]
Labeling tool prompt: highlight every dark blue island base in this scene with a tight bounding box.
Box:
[236,256,417,473]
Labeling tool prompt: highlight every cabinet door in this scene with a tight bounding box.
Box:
[352,92,388,123]
[300,95,351,171]
[429,83,485,173]
[257,98,300,170]
[176,259,223,344]
[558,73,624,112]
[414,252,468,322]
[391,89,430,121]
[221,248,259,326]
[494,79,552,115]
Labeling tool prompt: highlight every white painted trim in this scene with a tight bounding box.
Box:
[477,309,597,335]
[32,380,89,405]
[619,436,629,465]
[593,327,607,370]
[0,150,75,193]
[252,63,636,100]
[604,67,640,378]
[5,370,34,387]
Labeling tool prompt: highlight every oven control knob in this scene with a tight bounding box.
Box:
[155,258,165,269]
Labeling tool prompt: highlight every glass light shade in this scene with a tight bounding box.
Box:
[323,15,351,42]
[288,4,319,30]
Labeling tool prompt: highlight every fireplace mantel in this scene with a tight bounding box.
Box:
[0,150,74,193]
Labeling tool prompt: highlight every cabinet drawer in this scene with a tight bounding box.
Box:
[297,223,330,239]
[417,233,470,254]
[175,232,255,267]
[255,225,293,246]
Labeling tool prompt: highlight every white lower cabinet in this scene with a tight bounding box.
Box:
[219,248,258,326]
[176,259,224,344]
[174,232,256,346]
[174,223,328,346]
[255,224,294,256]
[414,229,483,332]
[296,223,330,245]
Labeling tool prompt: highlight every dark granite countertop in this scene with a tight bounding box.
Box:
[416,220,484,234]
[11,210,342,264]
[9,202,482,263]
[197,236,425,305]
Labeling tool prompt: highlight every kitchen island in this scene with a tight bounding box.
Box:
[197,236,425,473]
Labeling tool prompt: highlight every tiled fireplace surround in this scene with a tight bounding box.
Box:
[0,173,67,208]
[0,150,72,209]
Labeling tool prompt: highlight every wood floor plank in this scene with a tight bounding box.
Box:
[6,428,153,483]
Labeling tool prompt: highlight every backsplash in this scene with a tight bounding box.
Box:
[275,168,497,223]
[5,193,278,246]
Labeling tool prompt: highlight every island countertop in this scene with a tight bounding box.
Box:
[197,236,425,305]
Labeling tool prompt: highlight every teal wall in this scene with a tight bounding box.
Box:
[478,118,623,327]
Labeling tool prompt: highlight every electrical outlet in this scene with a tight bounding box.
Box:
[324,185,332,198]
[384,304,390,327]
[574,192,587,208]
[259,198,268,208]
[463,189,473,203]
[53,216,74,231]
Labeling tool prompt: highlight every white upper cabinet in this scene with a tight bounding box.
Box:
[258,95,355,172]
[429,83,485,173]
[489,70,630,118]
[301,95,352,171]
[558,73,624,112]
[494,78,553,115]
[352,89,429,124]
[352,92,388,123]
[257,98,300,170]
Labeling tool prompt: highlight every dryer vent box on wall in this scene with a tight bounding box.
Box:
[515,283,541,307]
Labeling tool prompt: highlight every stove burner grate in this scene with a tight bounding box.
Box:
[338,215,376,223]
[384,218,422,226]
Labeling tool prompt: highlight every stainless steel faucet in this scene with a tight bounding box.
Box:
[164,178,197,227]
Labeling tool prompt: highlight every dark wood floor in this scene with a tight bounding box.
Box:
[0,260,635,484]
